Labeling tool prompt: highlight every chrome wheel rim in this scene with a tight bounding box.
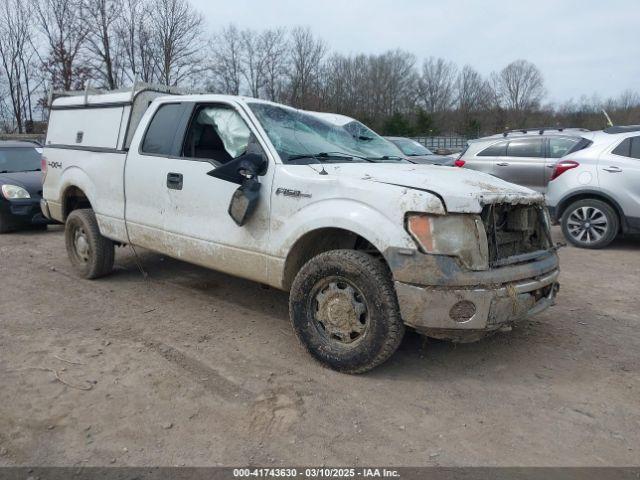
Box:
[311,277,369,345]
[567,206,608,244]
[73,226,91,263]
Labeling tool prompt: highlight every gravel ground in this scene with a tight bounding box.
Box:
[0,226,638,467]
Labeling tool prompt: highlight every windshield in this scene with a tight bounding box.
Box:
[0,147,41,173]
[248,103,406,163]
[390,138,434,156]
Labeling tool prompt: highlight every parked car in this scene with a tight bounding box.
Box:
[546,125,640,248]
[456,128,593,192]
[385,137,454,165]
[0,141,50,233]
[41,87,559,373]
[307,111,407,161]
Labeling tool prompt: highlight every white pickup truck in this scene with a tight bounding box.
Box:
[41,86,560,373]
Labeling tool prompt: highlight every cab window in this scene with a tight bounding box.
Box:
[141,103,184,155]
[182,105,252,164]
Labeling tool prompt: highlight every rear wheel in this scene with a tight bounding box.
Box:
[289,250,404,374]
[561,199,618,249]
[65,209,114,279]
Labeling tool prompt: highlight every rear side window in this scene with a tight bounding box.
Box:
[612,138,630,157]
[477,140,507,157]
[548,137,580,158]
[506,138,543,158]
[141,103,184,155]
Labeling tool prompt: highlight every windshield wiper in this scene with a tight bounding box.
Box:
[367,155,404,161]
[0,170,10,173]
[288,152,374,163]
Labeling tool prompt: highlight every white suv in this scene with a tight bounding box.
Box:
[546,126,640,248]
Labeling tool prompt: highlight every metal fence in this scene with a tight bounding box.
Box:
[412,136,469,151]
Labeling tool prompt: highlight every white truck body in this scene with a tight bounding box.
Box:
[41,87,560,372]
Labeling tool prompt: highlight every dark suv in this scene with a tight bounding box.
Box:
[0,141,50,233]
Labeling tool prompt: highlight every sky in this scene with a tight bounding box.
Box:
[192,0,640,105]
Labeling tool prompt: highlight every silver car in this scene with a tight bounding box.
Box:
[385,137,455,165]
[546,125,640,248]
[457,128,592,192]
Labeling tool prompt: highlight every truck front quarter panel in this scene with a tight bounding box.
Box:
[268,164,445,288]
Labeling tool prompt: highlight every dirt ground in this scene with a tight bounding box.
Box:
[0,225,638,467]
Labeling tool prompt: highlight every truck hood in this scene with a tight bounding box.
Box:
[313,163,544,213]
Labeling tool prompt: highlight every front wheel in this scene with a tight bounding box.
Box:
[289,250,405,374]
[561,199,619,249]
[65,209,115,279]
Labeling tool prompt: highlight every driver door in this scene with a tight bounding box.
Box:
[129,101,274,284]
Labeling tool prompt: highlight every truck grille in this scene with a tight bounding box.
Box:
[481,203,551,267]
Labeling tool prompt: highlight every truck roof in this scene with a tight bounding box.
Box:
[50,83,186,109]
[52,91,138,108]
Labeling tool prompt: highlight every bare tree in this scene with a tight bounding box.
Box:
[236,27,290,99]
[493,59,546,113]
[419,57,457,113]
[208,24,243,95]
[287,26,326,108]
[368,50,418,118]
[35,0,90,91]
[260,28,288,101]
[116,0,157,83]
[147,0,204,86]
[456,65,489,112]
[0,0,41,132]
[238,28,264,97]
[82,0,125,89]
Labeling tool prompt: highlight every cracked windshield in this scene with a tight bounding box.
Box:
[248,102,406,164]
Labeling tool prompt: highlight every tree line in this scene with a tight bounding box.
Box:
[1,0,639,136]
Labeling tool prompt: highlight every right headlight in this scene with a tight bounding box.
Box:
[406,213,489,270]
[1,184,31,199]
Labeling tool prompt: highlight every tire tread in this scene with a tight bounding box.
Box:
[65,209,114,279]
[289,249,404,374]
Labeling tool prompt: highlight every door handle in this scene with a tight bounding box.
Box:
[496,162,510,167]
[602,166,622,173]
[545,164,555,169]
[166,172,183,190]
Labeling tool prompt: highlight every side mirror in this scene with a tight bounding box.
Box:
[207,150,267,226]
[206,151,267,185]
[228,176,261,226]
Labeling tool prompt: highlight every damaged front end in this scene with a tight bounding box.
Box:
[388,200,560,342]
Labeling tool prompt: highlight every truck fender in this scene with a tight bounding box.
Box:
[273,199,417,289]
[59,166,99,218]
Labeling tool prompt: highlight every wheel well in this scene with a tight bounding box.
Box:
[282,228,385,291]
[62,186,92,220]
[557,192,625,232]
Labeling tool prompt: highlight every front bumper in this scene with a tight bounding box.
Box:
[395,269,559,342]
[1,197,51,226]
[387,248,560,342]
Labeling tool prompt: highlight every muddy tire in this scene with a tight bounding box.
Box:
[289,250,404,374]
[561,199,618,249]
[65,209,114,279]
